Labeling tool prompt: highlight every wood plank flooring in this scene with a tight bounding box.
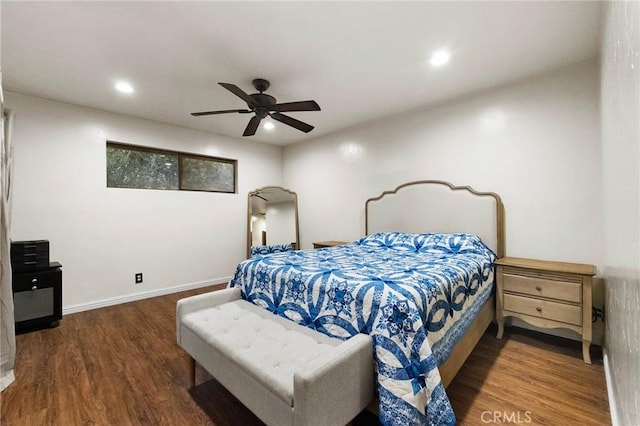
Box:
[1,286,610,425]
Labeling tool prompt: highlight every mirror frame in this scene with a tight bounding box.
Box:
[247,186,300,258]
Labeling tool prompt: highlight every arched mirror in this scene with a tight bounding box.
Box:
[247,186,300,258]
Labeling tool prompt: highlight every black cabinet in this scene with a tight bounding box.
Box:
[12,262,62,332]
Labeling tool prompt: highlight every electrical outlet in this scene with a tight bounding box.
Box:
[135,273,143,284]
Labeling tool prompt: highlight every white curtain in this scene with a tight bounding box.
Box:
[0,77,16,391]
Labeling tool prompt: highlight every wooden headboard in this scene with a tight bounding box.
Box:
[365,180,505,258]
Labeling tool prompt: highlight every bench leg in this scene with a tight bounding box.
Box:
[188,356,196,388]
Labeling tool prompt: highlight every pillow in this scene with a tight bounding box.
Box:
[251,243,294,257]
[358,232,494,257]
[417,233,494,257]
[357,232,415,249]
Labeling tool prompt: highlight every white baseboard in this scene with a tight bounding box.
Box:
[603,348,619,426]
[62,276,231,315]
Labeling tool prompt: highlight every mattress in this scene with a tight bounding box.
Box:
[229,232,496,426]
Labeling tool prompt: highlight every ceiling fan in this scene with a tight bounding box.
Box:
[251,192,268,201]
[191,79,321,137]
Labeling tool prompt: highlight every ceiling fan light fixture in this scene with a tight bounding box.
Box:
[263,122,275,130]
[429,49,451,67]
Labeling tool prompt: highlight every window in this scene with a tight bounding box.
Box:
[106,142,236,193]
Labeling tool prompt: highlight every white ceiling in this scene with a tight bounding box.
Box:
[1,1,602,146]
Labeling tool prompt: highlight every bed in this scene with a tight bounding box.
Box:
[229,180,505,425]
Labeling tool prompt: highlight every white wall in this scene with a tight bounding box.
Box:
[266,201,296,245]
[600,1,640,424]
[284,61,602,269]
[251,216,266,247]
[7,92,283,309]
[284,60,605,344]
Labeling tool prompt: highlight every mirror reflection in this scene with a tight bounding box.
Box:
[247,186,300,258]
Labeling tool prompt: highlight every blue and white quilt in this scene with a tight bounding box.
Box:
[229,232,496,425]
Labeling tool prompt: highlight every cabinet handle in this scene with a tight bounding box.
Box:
[535,285,541,291]
[31,278,38,283]
[536,307,542,312]
[24,253,37,257]
[24,261,37,265]
[31,285,38,291]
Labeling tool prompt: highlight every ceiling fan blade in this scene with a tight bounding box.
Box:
[243,116,262,137]
[272,100,321,112]
[252,193,268,201]
[191,108,250,116]
[270,112,314,133]
[219,82,256,107]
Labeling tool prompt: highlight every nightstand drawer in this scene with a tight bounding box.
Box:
[503,293,582,326]
[12,269,61,292]
[503,273,581,303]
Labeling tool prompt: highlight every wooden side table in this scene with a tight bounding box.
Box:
[312,241,348,249]
[495,256,595,364]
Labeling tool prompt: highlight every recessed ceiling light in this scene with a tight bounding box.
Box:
[115,81,134,94]
[263,122,275,130]
[430,49,450,67]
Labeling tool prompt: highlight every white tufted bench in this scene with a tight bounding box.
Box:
[176,288,374,426]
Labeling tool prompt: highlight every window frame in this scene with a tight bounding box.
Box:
[106,141,237,194]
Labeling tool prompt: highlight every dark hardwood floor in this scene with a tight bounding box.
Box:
[1,286,610,425]
[447,326,610,425]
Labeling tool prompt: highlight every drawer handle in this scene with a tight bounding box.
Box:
[536,307,542,312]
[535,285,542,291]
[31,285,38,291]
[32,278,38,283]
[24,253,37,257]
[24,261,37,265]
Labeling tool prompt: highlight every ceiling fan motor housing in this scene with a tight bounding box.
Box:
[250,93,277,118]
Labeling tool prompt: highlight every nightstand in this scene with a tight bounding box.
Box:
[13,261,63,332]
[312,241,347,249]
[495,256,595,364]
